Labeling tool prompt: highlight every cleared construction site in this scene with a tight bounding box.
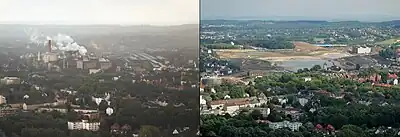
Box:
[215,42,352,71]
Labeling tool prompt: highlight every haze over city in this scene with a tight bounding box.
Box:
[201,0,399,22]
[0,0,199,25]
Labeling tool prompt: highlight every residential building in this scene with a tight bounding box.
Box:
[110,123,132,135]
[0,95,6,104]
[73,109,98,113]
[200,95,207,109]
[209,97,261,115]
[298,98,309,107]
[82,112,100,120]
[37,108,68,113]
[67,120,100,131]
[89,69,101,74]
[269,121,303,131]
[0,77,20,85]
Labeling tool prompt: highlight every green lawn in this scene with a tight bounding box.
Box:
[376,38,400,45]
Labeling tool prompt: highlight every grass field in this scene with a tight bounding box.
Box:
[376,38,400,45]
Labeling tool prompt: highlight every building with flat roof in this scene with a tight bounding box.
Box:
[1,77,20,85]
[269,121,303,131]
[352,46,371,54]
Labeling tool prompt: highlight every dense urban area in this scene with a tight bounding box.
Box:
[0,25,199,137]
[199,20,400,137]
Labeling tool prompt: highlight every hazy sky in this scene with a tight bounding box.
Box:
[201,0,399,21]
[0,0,199,25]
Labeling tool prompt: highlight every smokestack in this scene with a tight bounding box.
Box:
[48,40,52,53]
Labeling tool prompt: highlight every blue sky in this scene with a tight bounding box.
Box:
[201,0,399,21]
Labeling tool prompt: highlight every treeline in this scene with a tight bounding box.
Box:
[379,46,396,58]
[0,112,100,137]
[203,43,241,49]
[200,112,379,137]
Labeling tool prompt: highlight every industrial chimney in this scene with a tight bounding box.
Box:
[48,40,52,53]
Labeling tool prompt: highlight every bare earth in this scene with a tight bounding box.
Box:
[215,42,351,61]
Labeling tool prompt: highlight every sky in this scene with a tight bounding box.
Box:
[0,0,199,25]
[201,0,399,21]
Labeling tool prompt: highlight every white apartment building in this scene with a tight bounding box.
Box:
[73,109,99,113]
[67,120,100,131]
[269,121,303,131]
[352,46,371,54]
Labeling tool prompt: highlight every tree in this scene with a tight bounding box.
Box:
[69,130,98,137]
[310,65,322,71]
[337,125,365,137]
[250,110,262,120]
[98,100,109,113]
[270,97,280,105]
[139,125,161,137]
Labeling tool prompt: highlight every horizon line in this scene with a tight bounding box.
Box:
[0,22,199,27]
[200,19,400,23]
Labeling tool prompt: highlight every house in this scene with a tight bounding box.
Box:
[251,108,271,117]
[82,112,100,120]
[298,98,309,106]
[67,120,100,131]
[269,121,303,131]
[314,124,335,133]
[0,95,6,104]
[276,108,303,121]
[386,73,398,85]
[304,77,312,82]
[200,95,207,105]
[89,69,102,74]
[110,123,121,134]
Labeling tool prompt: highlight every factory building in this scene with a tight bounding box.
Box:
[352,46,371,54]
[1,77,21,85]
[99,58,112,70]
[43,40,59,63]
[77,59,98,69]
[43,53,58,63]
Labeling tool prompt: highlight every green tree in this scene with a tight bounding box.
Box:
[139,125,161,137]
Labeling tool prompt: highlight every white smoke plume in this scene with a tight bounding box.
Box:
[47,34,88,55]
